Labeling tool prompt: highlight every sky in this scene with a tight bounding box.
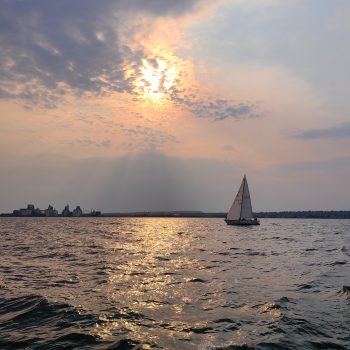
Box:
[1,0,350,213]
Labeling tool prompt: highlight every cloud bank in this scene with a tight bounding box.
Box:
[0,1,190,97]
[0,0,257,121]
[295,123,350,140]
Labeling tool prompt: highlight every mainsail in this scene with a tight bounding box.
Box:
[226,175,254,220]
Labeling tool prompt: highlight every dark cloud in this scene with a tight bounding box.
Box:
[171,91,258,120]
[0,0,201,107]
[0,0,259,121]
[0,1,125,107]
[120,0,200,16]
[295,123,350,139]
[189,99,258,120]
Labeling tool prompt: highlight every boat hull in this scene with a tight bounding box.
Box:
[225,219,260,226]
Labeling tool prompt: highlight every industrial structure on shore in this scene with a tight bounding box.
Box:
[7,204,101,217]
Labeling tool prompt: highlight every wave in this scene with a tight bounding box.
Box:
[0,294,141,350]
[339,286,350,299]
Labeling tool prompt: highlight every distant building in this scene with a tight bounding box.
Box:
[35,207,45,216]
[87,210,101,217]
[72,206,83,217]
[19,208,31,216]
[61,205,71,217]
[21,208,31,216]
[10,203,100,217]
[14,204,35,216]
[45,205,58,217]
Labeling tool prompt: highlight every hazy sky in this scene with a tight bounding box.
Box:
[1,0,350,212]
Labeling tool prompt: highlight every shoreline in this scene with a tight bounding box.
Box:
[1,210,350,219]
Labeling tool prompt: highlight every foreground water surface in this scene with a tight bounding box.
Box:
[0,218,349,349]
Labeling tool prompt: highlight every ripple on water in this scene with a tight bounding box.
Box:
[341,246,350,256]
[339,286,350,299]
[0,217,349,349]
[0,294,97,347]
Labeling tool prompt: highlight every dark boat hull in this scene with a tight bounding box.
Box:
[225,219,260,226]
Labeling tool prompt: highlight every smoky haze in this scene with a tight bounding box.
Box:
[0,153,244,213]
[1,152,350,213]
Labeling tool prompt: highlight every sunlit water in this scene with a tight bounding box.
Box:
[0,218,349,349]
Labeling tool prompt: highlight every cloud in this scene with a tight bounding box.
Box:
[120,0,200,16]
[73,113,179,152]
[70,139,112,149]
[269,155,350,174]
[295,122,350,140]
[0,1,123,107]
[120,125,178,152]
[171,89,259,120]
[188,99,258,120]
[0,0,260,122]
[0,0,203,107]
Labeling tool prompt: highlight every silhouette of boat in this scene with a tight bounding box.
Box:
[225,175,260,226]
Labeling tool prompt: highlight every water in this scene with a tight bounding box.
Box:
[0,218,349,349]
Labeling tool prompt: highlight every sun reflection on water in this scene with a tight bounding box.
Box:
[89,217,293,348]
[95,218,215,346]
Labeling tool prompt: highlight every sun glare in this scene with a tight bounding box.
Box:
[135,58,177,103]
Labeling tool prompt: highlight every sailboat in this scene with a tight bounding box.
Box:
[225,175,260,226]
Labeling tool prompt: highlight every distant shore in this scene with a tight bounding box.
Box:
[102,211,350,219]
[115,211,350,219]
[3,210,349,219]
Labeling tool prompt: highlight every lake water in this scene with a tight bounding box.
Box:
[0,218,349,349]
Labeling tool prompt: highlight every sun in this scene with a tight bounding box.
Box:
[135,58,177,103]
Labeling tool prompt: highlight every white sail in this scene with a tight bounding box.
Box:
[240,176,254,220]
[226,175,254,220]
[226,177,245,220]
